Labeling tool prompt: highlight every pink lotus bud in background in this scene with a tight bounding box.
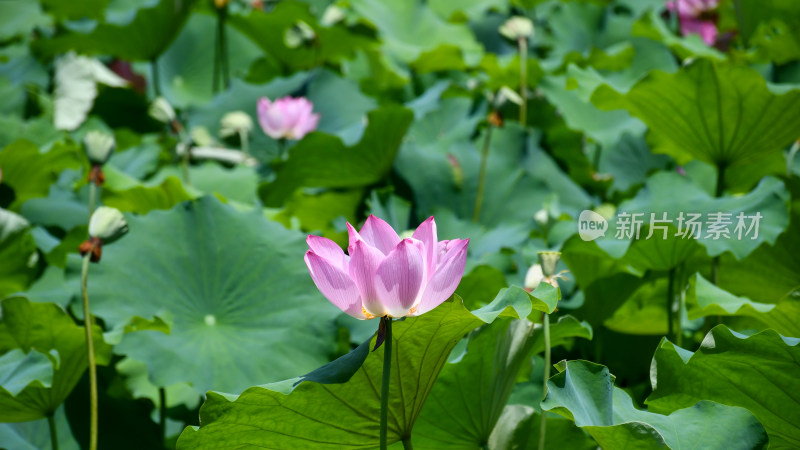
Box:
[667,0,719,45]
[257,96,320,140]
[305,216,469,320]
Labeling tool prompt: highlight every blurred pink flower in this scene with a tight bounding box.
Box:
[667,0,719,45]
[305,216,469,320]
[257,96,319,140]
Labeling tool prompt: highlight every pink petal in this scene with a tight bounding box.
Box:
[257,97,287,139]
[347,222,365,250]
[412,216,438,282]
[305,251,364,320]
[413,239,469,316]
[359,216,401,255]
[680,17,718,45]
[374,239,425,317]
[293,112,319,139]
[348,240,387,317]
[307,235,347,271]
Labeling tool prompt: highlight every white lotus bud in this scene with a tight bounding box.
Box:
[500,16,534,40]
[284,21,316,48]
[84,131,115,165]
[89,207,128,244]
[524,264,544,291]
[321,5,345,27]
[219,111,254,137]
[497,86,524,106]
[190,126,215,147]
[534,209,549,226]
[149,97,176,124]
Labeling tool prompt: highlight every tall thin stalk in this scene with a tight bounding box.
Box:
[518,37,528,125]
[47,412,58,450]
[213,5,230,92]
[151,58,161,97]
[159,387,167,444]
[473,124,494,222]
[710,164,726,285]
[666,267,676,342]
[87,183,97,223]
[537,312,551,450]
[80,252,98,450]
[379,317,393,450]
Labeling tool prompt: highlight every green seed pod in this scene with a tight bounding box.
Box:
[499,16,534,40]
[537,251,562,279]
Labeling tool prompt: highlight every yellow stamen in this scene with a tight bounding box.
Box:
[362,307,376,319]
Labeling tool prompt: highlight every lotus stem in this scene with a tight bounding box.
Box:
[88,182,97,222]
[213,5,230,92]
[47,412,58,450]
[80,251,98,450]
[518,36,527,125]
[667,267,675,342]
[402,437,413,450]
[380,316,393,450]
[711,163,726,285]
[239,129,250,158]
[675,264,685,347]
[538,312,551,450]
[151,58,161,97]
[473,124,494,222]
[160,387,167,444]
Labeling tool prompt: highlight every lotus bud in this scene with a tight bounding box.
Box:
[84,131,116,165]
[149,97,176,124]
[524,264,544,291]
[89,207,129,245]
[284,20,316,49]
[537,251,561,279]
[220,111,254,138]
[499,16,534,41]
[190,126,215,147]
[534,209,549,226]
[320,5,346,27]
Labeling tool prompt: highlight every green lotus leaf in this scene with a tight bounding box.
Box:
[719,206,800,303]
[228,2,371,77]
[0,298,111,422]
[600,171,789,261]
[413,315,592,448]
[0,0,51,41]
[259,106,413,206]
[647,325,800,448]
[350,0,483,70]
[0,208,37,298]
[0,140,82,211]
[543,360,768,449]
[0,348,54,397]
[592,59,800,175]
[0,405,79,450]
[87,196,343,395]
[176,286,558,449]
[686,273,800,337]
[35,0,194,61]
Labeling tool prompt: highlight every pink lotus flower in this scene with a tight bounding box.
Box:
[667,0,719,45]
[257,96,319,140]
[305,216,469,319]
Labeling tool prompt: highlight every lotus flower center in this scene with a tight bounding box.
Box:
[204,314,217,326]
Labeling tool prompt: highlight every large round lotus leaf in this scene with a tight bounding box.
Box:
[87,196,341,394]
